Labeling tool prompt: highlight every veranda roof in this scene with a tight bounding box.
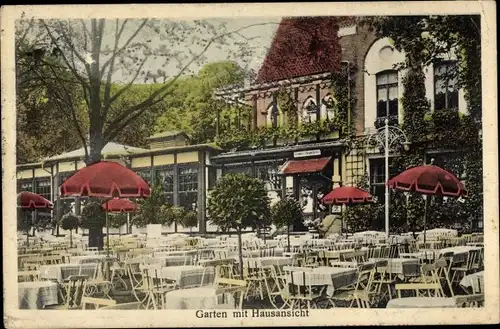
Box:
[43,142,148,163]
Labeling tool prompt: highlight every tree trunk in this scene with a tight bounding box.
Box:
[287,223,290,252]
[70,229,73,248]
[238,227,243,279]
[84,135,105,251]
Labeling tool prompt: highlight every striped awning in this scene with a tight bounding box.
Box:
[280,157,331,175]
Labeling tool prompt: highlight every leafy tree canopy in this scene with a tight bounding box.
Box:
[207,173,271,232]
[80,200,106,229]
[61,213,80,231]
[132,180,170,227]
[271,197,304,229]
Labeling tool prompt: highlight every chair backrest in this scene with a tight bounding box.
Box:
[354,262,376,292]
[420,263,439,284]
[18,270,40,282]
[215,278,247,309]
[65,275,89,309]
[467,250,479,270]
[395,282,443,298]
[81,297,117,309]
[215,264,235,280]
[99,302,144,310]
[472,276,484,294]
[179,267,215,289]
[454,294,484,307]
[216,277,246,287]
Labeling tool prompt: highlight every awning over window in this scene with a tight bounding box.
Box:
[280,157,332,175]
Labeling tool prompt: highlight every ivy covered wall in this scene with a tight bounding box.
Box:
[342,16,483,234]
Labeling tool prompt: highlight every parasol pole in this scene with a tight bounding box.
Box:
[127,213,131,235]
[26,211,30,247]
[287,218,290,252]
[384,118,390,240]
[105,199,111,281]
[105,200,110,257]
[423,195,428,245]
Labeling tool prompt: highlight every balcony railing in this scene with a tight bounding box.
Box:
[374,115,399,129]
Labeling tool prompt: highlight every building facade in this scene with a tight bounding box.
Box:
[16,16,476,234]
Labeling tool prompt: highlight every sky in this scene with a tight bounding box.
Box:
[17,17,282,84]
[87,17,281,84]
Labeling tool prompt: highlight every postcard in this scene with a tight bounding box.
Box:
[1,2,498,327]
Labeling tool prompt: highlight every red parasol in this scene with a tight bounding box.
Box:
[101,198,138,212]
[17,192,53,246]
[387,164,466,244]
[59,161,150,198]
[322,186,373,205]
[387,165,466,197]
[18,191,54,209]
[59,161,150,260]
[321,186,374,237]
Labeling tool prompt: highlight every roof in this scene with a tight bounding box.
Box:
[43,142,149,162]
[147,131,189,141]
[256,16,342,84]
[280,156,332,175]
[211,140,344,162]
[127,143,221,157]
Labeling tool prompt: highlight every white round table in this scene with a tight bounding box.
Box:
[386,297,457,308]
[18,281,59,309]
[164,287,235,309]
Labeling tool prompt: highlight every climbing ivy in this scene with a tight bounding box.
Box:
[214,71,352,151]
[352,16,483,233]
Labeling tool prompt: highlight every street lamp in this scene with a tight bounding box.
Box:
[366,118,410,239]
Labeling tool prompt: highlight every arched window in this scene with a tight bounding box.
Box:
[376,70,399,118]
[321,94,336,119]
[364,38,405,130]
[301,97,318,123]
[264,103,281,127]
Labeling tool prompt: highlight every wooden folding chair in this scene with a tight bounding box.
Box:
[434,257,454,297]
[330,262,377,308]
[55,275,89,309]
[142,266,175,309]
[451,250,479,284]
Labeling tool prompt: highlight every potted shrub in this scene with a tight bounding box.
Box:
[207,173,271,277]
[271,197,304,252]
[60,213,80,247]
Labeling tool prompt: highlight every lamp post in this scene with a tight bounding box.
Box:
[366,119,410,239]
